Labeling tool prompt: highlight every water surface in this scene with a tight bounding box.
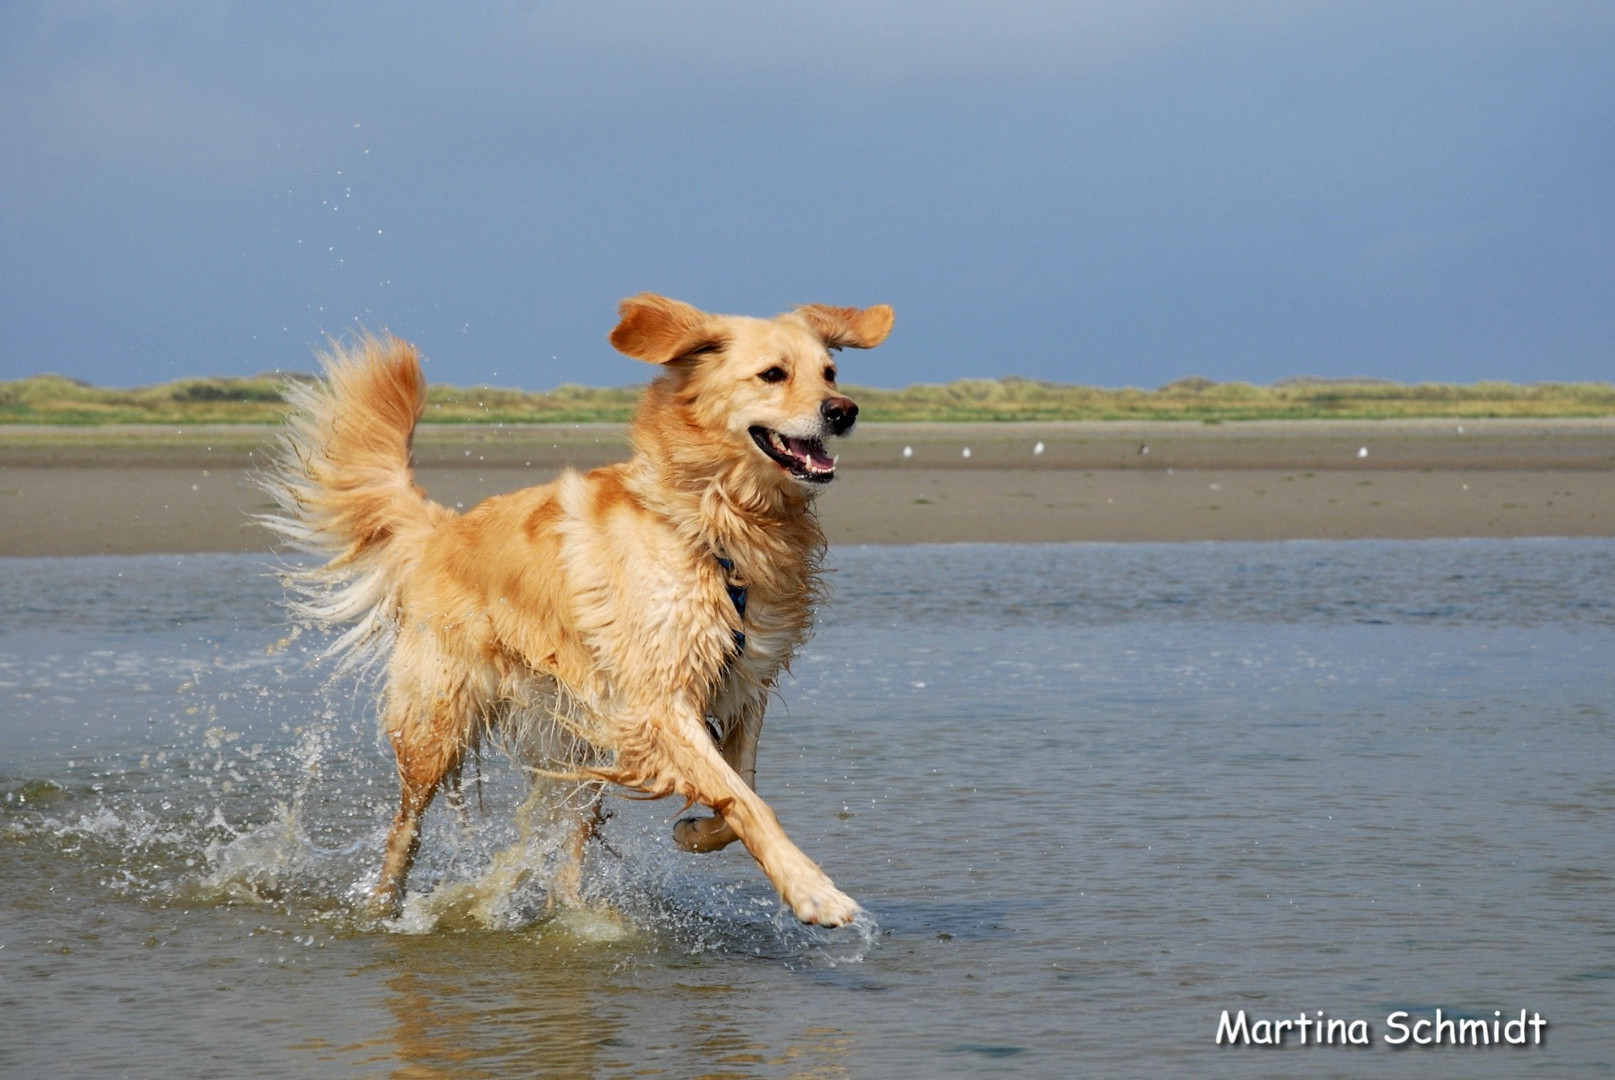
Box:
[2,540,1611,1077]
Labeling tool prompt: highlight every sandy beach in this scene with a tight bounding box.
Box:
[1,418,1611,556]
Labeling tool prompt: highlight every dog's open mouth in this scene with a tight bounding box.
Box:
[749,426,836,483]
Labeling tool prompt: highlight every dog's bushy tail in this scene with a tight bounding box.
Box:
[260,334,441,663]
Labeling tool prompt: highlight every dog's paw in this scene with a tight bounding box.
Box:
[785,881,863,927]
[367,883,404,921]
[673,814,738,853]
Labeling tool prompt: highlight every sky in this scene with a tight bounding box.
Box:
[1,1,1611,390]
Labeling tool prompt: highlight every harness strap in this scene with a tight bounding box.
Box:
[715,556,747,654]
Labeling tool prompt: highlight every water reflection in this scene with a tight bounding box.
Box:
[365,928,856,1078]
[378,935,618,1077]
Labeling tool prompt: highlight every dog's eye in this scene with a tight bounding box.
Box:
[758,366,787,384]
[824,366,837,384]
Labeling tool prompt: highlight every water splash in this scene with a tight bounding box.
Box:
[192,800,372,911]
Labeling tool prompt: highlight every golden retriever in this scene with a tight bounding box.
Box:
[262,294,893,926]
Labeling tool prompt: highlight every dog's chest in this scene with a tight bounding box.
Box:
[713,575,807,691]
[732,596,794,666]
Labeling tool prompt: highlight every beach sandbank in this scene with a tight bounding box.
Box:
[2,419,1610,555]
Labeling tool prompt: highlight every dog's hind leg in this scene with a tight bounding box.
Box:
[373,719,466,917]
[548,780,605,910]
[442,772,470,827]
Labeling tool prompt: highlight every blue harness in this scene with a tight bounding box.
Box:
[715,556,747,655]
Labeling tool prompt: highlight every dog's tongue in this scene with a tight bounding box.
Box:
[784,435,834,471]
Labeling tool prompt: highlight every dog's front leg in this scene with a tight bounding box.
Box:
[634,705,860,927]
[672,701,761,853]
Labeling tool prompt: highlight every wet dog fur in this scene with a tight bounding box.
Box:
[262,294,893,925]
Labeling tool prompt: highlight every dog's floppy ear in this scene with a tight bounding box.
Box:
[609,294,726,364]
[793,304,895,350]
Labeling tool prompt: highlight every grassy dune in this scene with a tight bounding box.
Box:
[2,372,1612,425]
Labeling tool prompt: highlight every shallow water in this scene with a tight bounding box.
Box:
[1,539,1611,1078]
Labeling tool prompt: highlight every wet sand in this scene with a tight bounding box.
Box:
[1,419,1611,555]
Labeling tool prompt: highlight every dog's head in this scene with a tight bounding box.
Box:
[610,294,893,487]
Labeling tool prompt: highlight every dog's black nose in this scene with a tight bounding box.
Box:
[821,396,858,434]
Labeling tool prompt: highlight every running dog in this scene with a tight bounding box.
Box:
[262,294,892,926]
